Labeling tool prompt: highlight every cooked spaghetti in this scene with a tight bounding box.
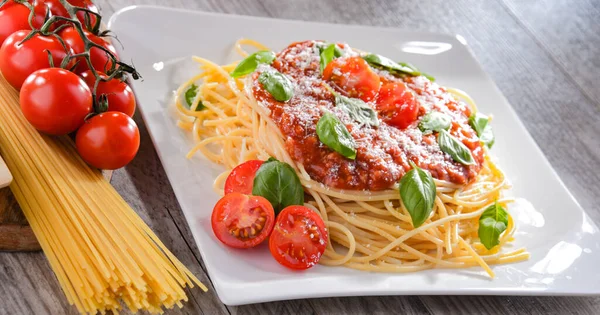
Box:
[173,39,529,277]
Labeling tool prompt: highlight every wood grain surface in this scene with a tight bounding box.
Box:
[1,0,599,314]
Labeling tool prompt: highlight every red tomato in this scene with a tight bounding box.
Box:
[80,70,136,117]
[269,205,328,270]
[20,68,92,135]
[59,26,118,74]
[375,82,419,129]
[0,1,47,46]
[211,193,275,249]
[0,30,74,89]
[323,56,380,102]
[75,112,140,170]
[40,0,99,30]
[224,160,264,195]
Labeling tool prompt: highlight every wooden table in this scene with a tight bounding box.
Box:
[1,0,599,314]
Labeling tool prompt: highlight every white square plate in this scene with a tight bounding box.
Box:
[108,5,600,305]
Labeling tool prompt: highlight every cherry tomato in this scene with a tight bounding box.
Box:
[0,1,47,46]
[211,193,275,249]
[20,68,92,135]
[75,112,140,170]
[323,56,380,102]
[224,160,264,195]
[80,70,136,117]
[59,26,118,74]
[0,30,74,89]
[375,82,419,129]
[41,0,99,30]
[269,205,328,270]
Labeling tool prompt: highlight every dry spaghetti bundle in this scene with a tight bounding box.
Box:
[173,39,529,277]
[0,75,206,314]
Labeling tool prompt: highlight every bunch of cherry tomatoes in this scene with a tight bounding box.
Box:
[0,0,140,170]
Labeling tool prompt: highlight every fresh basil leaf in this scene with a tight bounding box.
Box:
[418,111,451,134]
[316,112,357,160]
[252,158,304,214]
[184,84,204,111]
[399,162,436,228]
[334,93,379,127]
[363,53,418,75]
[320,44,336,73]
[469,112,495,148]
[333,45,344,57]
[423,73,435,82]
[230,50,276,78]
[478,202,509,250]
[438,129,476,165]
[258,71,294,102]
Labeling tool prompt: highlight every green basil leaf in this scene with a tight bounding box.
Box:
[184,84,204,111]
[258,71,294,102]
[418,111,451,134]
[334,93,379,127]
[438,129,476,165]
[423,73,435,82]
[478,202,509,250]
[399,162,436,228]
[252,158,304,214]
[363,53,418,75]
[469,112,495,148]
[316,112,357,160]
[230,50,276,78]
[320,44,336,73]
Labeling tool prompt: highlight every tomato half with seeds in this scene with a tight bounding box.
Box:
[269,205,328,270]
[224,160,264,195]
[323,56,380,102]
[375,82,419,129]
[211,193,275,249]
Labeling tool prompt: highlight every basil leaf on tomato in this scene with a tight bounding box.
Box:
[320,43,337,73]
[438,129,476,165]
[363,53,418,76]
[258,71,294,102]
[184,84,204,111]
[418,111,451,134]
[399,162,436,228]
[334,93,379,127]
[230,50,276,78]
[252,158,304,214]
[316,112,357,160]
[469,112,495,148]
[478,202,509,250]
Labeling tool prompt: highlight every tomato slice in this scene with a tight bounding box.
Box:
[375,82,419,129]
[269,205,328,270]
[224,160,264,195]
[323,56,380,102]
[211,193,275,249]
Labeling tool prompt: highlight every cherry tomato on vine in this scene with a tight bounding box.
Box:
[375,82,419,129]
[20,68,92,135]
[80,70,136,117]
[0,1,47,46]
[269,205,328,270]
[59,25,118,74]
[224,160,264,195]
[211,192,275,249]
[41,0,99,30]
[323,56,381,102]
[75,112,140,170]
[0,30,74,89]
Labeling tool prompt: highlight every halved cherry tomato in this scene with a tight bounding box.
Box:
[59,25,118,74]
[41,0,99,30]
[76,112,140,170]
[224,160,264,195]
[375,82,419,129]
[269,205,328,270]
[0,30,74,89]
[211,193,275,249]
[323,56,380,102]
[0,1,47,46]
[80,70,136,117]
[20,68,92,135]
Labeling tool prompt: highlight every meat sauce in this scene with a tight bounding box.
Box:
[251,41,484,191]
